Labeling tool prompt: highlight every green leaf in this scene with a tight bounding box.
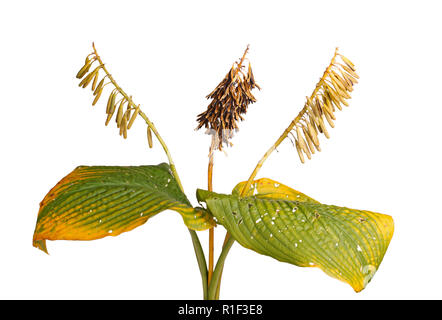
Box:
[197,178,394,292]
[33,163,215,254]
[232,177,319,203]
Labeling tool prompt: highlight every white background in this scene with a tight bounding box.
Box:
[1,0,441,299]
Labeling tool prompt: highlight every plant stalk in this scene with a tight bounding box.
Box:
[139,112,209,299]
[189,229,209,300]
[91,43,208,299]
[206,45,252,299]
[239,48,340,196]
[208,234,235,300]
[214,232,232,299]
[207,136,215,287]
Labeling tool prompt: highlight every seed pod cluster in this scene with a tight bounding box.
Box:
[76,43,144,141]
[291,50,358,163]
[196,46,260,150]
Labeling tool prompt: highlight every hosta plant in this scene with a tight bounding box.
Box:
[33,43,394,299]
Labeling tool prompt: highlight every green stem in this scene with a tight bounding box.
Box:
[137,114,208,299]
[139,117,209,299]
[138,113,208,299]
[136,116,209,299]
[189,229,209,299]
[214,232,231,299]
[208,235,235,300]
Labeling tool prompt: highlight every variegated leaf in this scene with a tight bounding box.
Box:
[197,178,394,292]
[33,163,215,254]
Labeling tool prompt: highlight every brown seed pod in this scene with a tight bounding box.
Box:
[295,140,305,164]
[127,105,140,129]
[78,71,95,88]
[196,45,259,151]
[339,54,355,70]
[76,57,94,79]
[77,43,154,142]
[94,78,105,96]
[116,99,125,128]
[302,126,316,154]
[106,90,117,114]
[92,87,103,106]
[91,72,99,91]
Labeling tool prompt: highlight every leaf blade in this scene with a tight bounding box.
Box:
[198,180,394,292]
[33,163,215,253]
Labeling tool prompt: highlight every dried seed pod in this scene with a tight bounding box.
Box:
[333,82,351,100]
[125,105,131,122]
[91,72,99,91]
[345,71,359,86]
[308,117,319,139]
[80,65,102,88]
[307,107,320,129]
[317,116,330,139]
[147,126,153,148]
[120,116,127,137]
[325,87,342,111]
[340,63,359,79]
[302,126,316,154]
[330,75,345,93]
[106,90,117,114]
[322,94,334,114]
[127,105,140,129]
[303,143,312,160]
[123,124,127,139]
[340,69,353,84]
[296,128,311,160]
[196,45,259,151]
[94,78,105,96]
[282,48,357,164]
[311,99,322,119]
[116,100,125,128]
[76,58,94,79]
[295,140,305,164]
[296,126,309,154]
[110,95,118,115]
[105,113,113,126]
[78,71,95,88]
[338,69,353,91]
[78,43,151,142]
[339,54,355,70]
[247,62,260,90]
[332,70,350,90]
[323,109,335,128]
[335,90,350,106]
[323,103,336,120]
[315,98,325,117]
[321,94,333,113]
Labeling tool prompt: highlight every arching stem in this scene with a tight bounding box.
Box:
[239,48,340,196]
[91,42,208,299]
[208,234,235,300]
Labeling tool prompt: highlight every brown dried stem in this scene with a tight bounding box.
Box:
[207,135,215,285]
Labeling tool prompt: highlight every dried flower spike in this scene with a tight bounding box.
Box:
[288,48,358,163]
[76,43,145,141]
[240,48,358,195]
[196,45,260,150]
